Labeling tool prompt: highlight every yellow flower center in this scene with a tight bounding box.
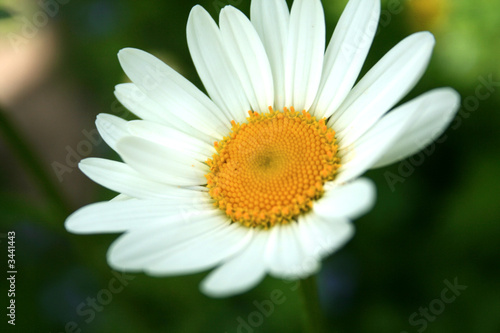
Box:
[206,107,340,228]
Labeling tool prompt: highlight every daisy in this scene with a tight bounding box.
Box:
[65,0,460,298]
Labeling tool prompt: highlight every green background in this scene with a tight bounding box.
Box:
[0,0,499,332]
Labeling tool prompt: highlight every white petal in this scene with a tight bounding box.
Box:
[334,111,413,184]
[311,0,380,119]
[220,6,274,113]
[117,48,229,140]
[265,222,320,279]
[315,178,375,219]
[285,0,325,111]
[145,221,253,276]
[372,88,461,168]
[126,120,216,162]
[251,0,289,110]
[329,32,436,146]
[114,83,214,144]
[201,230,269,298]
[297,213,354,260]
[107,208,227,270]
[65,197,213,234]
[115,136,208,186]
[187,6,251,122]
[110,194,131,202]
[79,157,210,200]
[115,84,173,126]
[95,113,129,151]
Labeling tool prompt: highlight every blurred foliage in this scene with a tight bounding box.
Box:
[1,0,499,332]
[0,8,12,20]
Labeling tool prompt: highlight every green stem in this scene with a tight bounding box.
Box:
[0,109,72,222]
[299,275,327,333]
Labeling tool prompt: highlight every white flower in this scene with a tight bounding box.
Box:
[65,0,460,297]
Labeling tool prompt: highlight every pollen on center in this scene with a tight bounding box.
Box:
[205,107,340,229]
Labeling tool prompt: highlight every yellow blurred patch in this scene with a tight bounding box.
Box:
[406,0,451,31]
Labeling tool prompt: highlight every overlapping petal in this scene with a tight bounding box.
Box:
[311,0,380,119]
[118,48,228,140]
[95,113,129,151]
[219,6,274,113]
[265,222,321,279]
[333,110,414,184]
[201,231,269,297]
[284,0,325,111]
[146,222,253,276]
[187,6,251,122]
[372,88,461,168]
[107,208,230,270]
[297,214,354,260]
[329,32,436,146]
[251,0,289,109]
[318,178,375,219]
[126,120,216,162]
[116,136,208,186]
[66,197,213,234]
[79,158,210,200]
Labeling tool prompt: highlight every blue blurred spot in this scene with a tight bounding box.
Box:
[40,266,99,324]
[318,255,358,314]
[85,1,119,36]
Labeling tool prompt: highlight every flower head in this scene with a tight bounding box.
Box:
[66,0,460,297]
